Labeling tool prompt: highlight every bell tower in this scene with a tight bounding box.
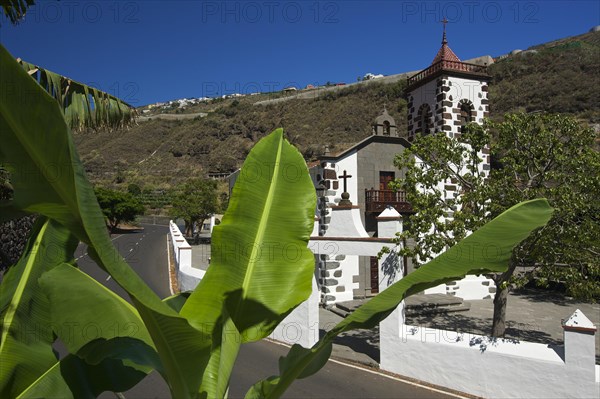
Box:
[404,21,496,298]
[406,19,491,142]
[372,106,398,137]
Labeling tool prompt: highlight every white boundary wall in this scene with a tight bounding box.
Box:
[269,274,320,348]
[380,297,600,398]
[424,274,497,300]
[169,220,205,292]
[168,218,320,348]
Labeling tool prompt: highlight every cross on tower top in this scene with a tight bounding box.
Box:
[441,17,448,44]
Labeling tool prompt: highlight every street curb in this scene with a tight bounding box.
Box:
[166,234,179,296]
[264,337,478,399]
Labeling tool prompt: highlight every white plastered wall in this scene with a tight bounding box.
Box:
[380,306,599,398]
[328,152,359,205]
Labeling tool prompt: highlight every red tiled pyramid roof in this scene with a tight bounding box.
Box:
[407,22,489,89]
[431,25,461,65]
[431,24,461,65]
[431,42,461,64]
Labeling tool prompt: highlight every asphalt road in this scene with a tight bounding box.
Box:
[75,224,170,300]
[230,341,455,399]
[75,224,456,399]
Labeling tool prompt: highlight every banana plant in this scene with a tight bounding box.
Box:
[3,0,134,131]
[0,40,554,399]
[0,0,34,26]
[1,42,316,398]
[16,58,135,131]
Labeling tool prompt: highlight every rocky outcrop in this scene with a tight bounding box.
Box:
[0,216,36,271]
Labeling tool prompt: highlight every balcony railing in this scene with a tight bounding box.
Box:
[407,60,488,87]
[365,189,412,213]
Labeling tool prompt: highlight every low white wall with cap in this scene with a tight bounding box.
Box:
[169,220,205,292]
[380,302,599,397]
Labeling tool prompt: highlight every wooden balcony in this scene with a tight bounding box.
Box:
[365,189,412,214]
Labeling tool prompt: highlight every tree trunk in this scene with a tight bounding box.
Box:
[110,219,119,233]
[491,283,509,337]
[197,218,206,234]
[491,259,517,337]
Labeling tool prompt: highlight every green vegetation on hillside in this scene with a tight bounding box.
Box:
[73,31,600,190]
[488,31,600,122]
[74,80,408,188]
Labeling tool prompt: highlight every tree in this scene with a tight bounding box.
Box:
[487,113,600,335]
[391,123,490,264]
[393,113,600,337]
[170,178,218,237]
[127,183,142,196]
[95,187,145,231]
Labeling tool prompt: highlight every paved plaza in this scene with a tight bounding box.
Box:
[190,240,211,270]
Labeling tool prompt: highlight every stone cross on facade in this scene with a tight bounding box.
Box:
[340,170,352,193]
[338,170,353,206]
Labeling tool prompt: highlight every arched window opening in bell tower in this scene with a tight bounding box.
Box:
[421,108,432,135]
[417,104,433,135]
[383,121,391,136]
[460,102,473,133]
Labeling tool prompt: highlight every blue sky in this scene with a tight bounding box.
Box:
[1,1,598,106]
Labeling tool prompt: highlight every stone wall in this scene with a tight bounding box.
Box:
[0,215,36,271]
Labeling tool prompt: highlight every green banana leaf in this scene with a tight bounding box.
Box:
[38,263,159,368]
[17,58,134,131]
[0,0,34,26]
[0,218,159,399]
[179,129,317,397]
[19,263,166,398]
[0,218,78,398]
[162,292,191,313]
[0,44,211,398]
[17,352,146,399]
[246,198,554,398]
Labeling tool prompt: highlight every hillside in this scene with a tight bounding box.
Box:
[489,30,600,121]
[73,30,600,191]
[74,80,408,187]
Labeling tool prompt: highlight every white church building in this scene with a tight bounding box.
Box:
[309,23,495,306]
